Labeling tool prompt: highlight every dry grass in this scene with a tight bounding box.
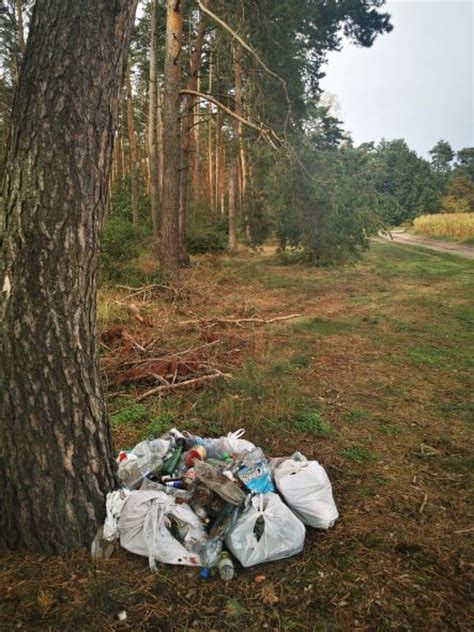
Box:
[1,242,473,631]
[414,212,474,239]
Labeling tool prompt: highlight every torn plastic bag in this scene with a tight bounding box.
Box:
[225,493,305,567]
[273,458,338,529]
[118,438,170,489]
[118,490,206,569]
[194,461,247,506]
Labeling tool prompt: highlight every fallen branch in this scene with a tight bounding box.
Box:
[137,370,232,401]
[122,340,224,367]
[180,313,302,328]
[418,493,428,514]
[117,283,179,302]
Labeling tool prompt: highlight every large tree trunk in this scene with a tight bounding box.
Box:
[0,0,138,554]
[179,9,206,266]
[125,65,139,225]
[207,48,215,212]
[148,0,160,246]
[228,162,237,253]
[160,0,183,282]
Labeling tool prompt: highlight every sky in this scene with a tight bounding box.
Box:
[320,0,473,157]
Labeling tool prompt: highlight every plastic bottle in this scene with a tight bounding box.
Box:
[199,537,223,568]
[218,552,235,581]
[161,440,185,476]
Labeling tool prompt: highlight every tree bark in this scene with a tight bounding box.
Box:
[125,65,139,224]
[148,0,160,246]
[228,162,237,252]
[0,0,138,553]
[207,48,215,212]
[15,0,26,54]
[185,11,206,201]
[179,9,206,266]
[157,81,164,203]
[160,0,183,282]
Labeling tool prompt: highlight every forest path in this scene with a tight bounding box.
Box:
[376,229,474,260]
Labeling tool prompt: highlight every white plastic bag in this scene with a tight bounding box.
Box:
[274,459,338,529]
[225,493,305,567]
[118,490,206,569]
[217,429,255,454]
[103,489,131,541]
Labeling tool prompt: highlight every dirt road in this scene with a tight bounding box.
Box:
[377,230,474,260]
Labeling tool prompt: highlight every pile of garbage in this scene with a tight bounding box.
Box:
[101,428,338,579]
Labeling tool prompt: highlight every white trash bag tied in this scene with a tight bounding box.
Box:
[225,492,305,568]
[118,490,207,570]
[274,459,338,529]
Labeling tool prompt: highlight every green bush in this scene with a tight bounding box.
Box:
[186,201,228,254]
[187,226,227,254]
[100,216,153,282]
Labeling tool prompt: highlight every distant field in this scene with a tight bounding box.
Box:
[414,212,474,239]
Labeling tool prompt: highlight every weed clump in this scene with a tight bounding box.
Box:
[295,409,331,436]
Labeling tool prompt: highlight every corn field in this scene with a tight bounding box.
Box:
[413,213,474,239]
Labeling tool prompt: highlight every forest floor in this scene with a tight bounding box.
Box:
[1,242,473,631]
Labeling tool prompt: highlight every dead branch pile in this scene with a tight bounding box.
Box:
[101,326,235,400]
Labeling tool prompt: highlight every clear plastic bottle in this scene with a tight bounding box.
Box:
[218,552,235,581]
[199,537,223,568]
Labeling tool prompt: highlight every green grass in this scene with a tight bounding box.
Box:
[340,446,378,464]
[295,409,331,436]
[291,316,351,336]
[109,399,149,427]
[343,408,372,423]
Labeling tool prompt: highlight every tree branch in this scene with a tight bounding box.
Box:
[195,0,292,135]
[180,88,282,149]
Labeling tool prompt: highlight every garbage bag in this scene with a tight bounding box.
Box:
[118,490,207,569]
[225,493,305,567]
[103,489,131,541]
[273,458,338,529]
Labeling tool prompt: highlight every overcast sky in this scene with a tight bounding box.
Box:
[320,0,473,157]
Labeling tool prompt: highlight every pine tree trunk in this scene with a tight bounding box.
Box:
[160,0,183,282]
[126,65,139,225]
[15,0,26,54]
[228,162,237,252]
[0,0,138,554]
[185,12,206,202]
[192,70,201,198]
[207,48,215,211]
[179,10,206,266]
[148,0,160,246]
[215,108,222,215]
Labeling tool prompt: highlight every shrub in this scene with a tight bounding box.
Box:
[100,216,153,282]
[187,226,227,254]
[186,201,228,254]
